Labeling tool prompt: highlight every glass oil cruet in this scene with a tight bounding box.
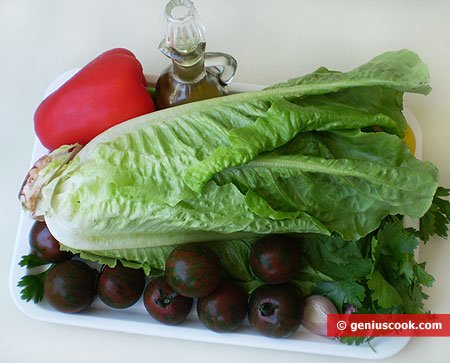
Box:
[154,0,237,110]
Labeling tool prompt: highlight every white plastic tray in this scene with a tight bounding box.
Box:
[9,69,422,359]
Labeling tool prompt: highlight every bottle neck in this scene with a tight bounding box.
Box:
[172,54,206,83]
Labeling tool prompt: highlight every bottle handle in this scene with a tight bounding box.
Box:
[205,52,237,86]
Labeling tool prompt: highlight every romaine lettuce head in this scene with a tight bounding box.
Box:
[22,49,438,265]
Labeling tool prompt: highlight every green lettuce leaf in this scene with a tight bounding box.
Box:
[62,238,261,284]
[213,130,438,240]
[267,49,431,94]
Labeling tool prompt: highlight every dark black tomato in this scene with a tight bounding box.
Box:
[97,262,146,309]
[29,221,73,263]
[143,276,193,325]
[165,244,221,298]
[197,279,248,333]
[44,260,97,313]
[248,284,304,338]
[249,234,301,284]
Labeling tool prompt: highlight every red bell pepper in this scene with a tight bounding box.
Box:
[34,48,155,150]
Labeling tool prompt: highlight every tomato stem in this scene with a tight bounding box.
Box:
[155,284,178,308]
[258,302,277,317]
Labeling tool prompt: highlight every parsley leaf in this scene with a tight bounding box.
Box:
[411,283,429,310]
[376,222,419,262]
[419,187,450,242]
[340,336,375,348]
[18,254,48,269]
[398,254,415,283]
[367,270,402,309]
[17,271,48,303]
[320,258,372,280]
[399,287,423,314]
[314,280,366,310]
[414,262,435,287]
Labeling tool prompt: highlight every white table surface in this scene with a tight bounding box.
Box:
[1,1,450,362]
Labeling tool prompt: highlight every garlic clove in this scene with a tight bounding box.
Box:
[302,295,338,337]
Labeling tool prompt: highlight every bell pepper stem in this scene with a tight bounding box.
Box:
[145,86,156,99]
